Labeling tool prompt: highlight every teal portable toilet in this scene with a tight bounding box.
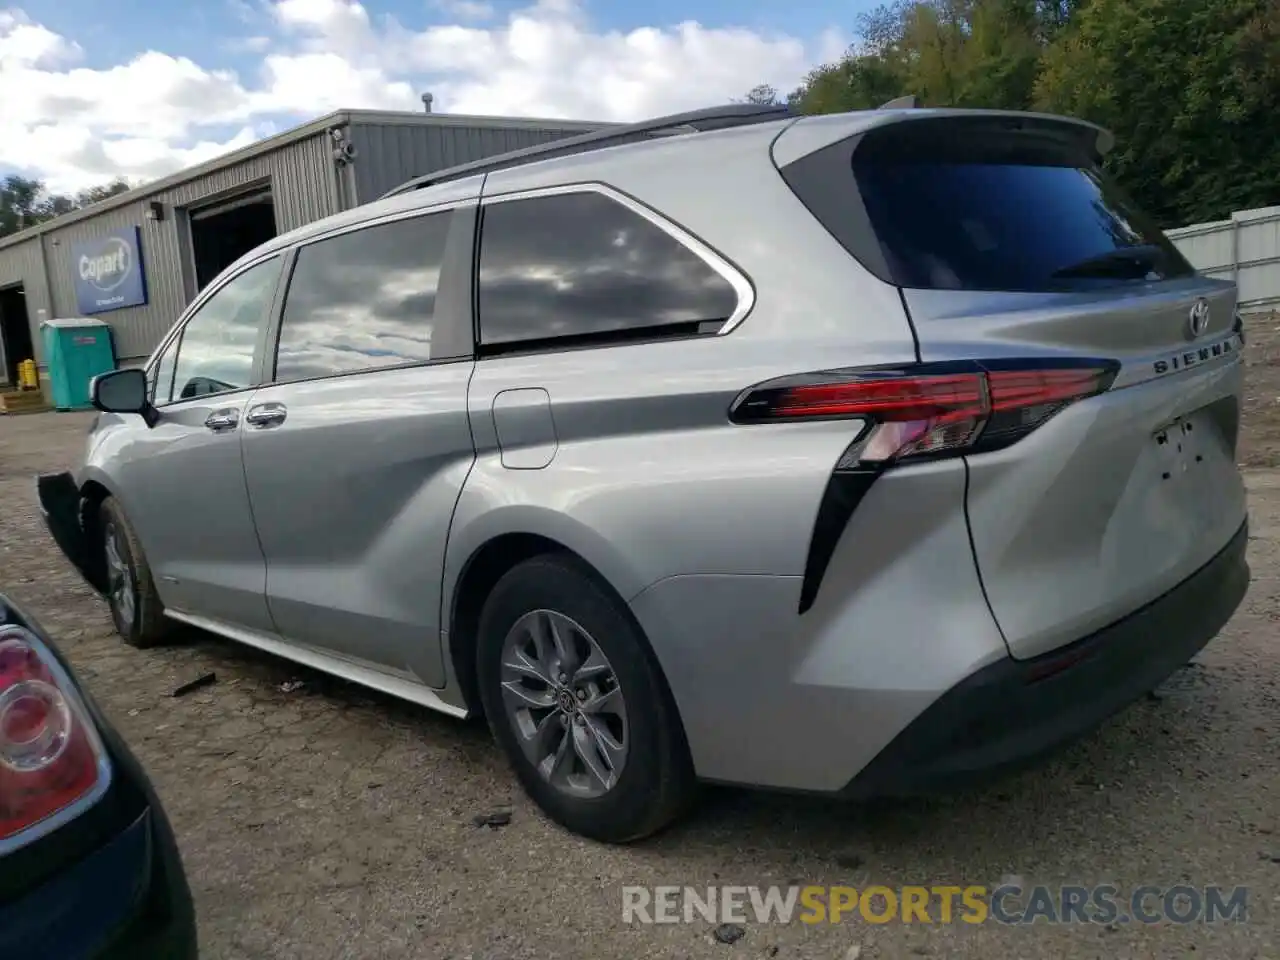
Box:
[41,318,116,411]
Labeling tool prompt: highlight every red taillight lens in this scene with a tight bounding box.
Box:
[0,624,109,850]
[730,361,1117,465]
[754,373,985,421]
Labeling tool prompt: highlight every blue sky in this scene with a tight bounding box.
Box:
[1,0,867,193]
[26,0,861,69]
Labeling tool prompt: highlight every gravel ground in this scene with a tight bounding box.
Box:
[2,318,1279,959]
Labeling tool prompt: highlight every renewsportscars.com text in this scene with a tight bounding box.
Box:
[622,884,1249,926]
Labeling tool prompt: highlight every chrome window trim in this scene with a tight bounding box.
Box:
[287,197,474,254]
[480,181,756,336]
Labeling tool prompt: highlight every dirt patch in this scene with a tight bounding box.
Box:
[1240,309,1280,467]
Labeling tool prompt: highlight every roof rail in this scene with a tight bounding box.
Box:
[379,103,794,200]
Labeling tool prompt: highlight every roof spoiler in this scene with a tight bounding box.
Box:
[867,102,1114,156]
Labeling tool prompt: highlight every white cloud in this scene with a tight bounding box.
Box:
[226,35,273,53]
[413,15,817,120]
[273,0,377,54]
[227,0,261,23]
[0,9,80,67]
[0,0,842,195]
[253,52,418,113]
[432,0,495,21]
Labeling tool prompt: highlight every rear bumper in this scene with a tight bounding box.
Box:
[0,809,197,960]
[36,470,105,595]
[842,519,1250,798]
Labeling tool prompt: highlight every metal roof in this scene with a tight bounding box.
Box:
[0,108,613,252]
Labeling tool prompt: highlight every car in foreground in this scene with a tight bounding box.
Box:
[0,593,197,959]
[37,103,1249,843]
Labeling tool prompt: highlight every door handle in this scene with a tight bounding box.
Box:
[204,409,239,432]
[245,403,287,428]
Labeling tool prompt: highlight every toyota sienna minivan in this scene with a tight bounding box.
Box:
[39,103,1249,842]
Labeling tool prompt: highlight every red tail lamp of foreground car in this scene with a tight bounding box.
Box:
[0,624,111,850]
[729,360,1120,613]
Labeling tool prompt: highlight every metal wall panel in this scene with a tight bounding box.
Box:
[1,131,341,362]
[0,237,53,370]
[1168,205,1280,310]
[348,122,599,203]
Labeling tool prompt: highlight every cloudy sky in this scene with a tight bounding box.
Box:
[0,0,859,195]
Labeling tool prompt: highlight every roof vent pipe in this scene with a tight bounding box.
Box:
[421,92,434,113]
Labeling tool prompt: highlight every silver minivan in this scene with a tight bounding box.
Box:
[39,104,1250,842]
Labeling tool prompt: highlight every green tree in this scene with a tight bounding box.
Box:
[0,175,135,239]
[1035,0,1280,225]
[787,51,909,113]
[738,84,781,105]
[1033,0,1090,39]
[786,3,912,114]
[75,178,132,208]
[785,0,1053,115]
[0,175,45,236]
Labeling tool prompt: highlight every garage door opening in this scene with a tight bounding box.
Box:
[189,188,277,291]
[0,284,33,385]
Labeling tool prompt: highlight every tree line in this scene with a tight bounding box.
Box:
[0,175,132,241]
[747,0,1279,228]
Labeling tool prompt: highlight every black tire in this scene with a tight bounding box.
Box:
[98,497,171,649]
[476,554,697,843]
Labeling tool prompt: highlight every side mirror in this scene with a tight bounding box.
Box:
[90,369,158,427]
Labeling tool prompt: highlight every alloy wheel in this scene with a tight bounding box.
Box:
[498,609,629,798]
[103,521,135,629]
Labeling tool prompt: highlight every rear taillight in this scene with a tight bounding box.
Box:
[734,360,1120,614]
[0,623,110,851]
[729,360,1118,466]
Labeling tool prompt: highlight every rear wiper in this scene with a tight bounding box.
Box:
[1050,244,1167,280]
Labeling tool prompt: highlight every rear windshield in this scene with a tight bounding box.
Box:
[853,158,1195,292]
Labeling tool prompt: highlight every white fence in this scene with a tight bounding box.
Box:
[1167,204,1280,310]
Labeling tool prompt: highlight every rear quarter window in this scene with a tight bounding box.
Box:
[476,189,741,350]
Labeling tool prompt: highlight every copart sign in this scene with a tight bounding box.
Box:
[71,227,148,315]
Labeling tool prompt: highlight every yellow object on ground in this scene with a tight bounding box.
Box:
[17,358,38,390]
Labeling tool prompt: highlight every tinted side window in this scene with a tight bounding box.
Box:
[477,191,739,346]
[167,256,280,403]
[275,212,450,382]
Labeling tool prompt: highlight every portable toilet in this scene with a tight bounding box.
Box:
[41,318,116,411]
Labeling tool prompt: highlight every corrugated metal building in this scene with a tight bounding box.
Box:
[0,108,606,384]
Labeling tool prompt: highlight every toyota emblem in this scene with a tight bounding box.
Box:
[1188,298,1211,339]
